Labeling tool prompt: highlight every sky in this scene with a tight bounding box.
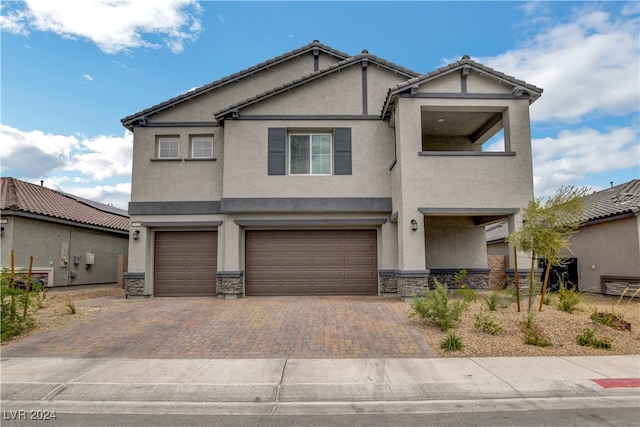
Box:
[1,0,639,210]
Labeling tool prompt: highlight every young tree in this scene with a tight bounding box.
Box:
[508,185,588,311]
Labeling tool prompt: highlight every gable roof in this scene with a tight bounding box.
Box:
[121,40,352,130]
[214,52,421,121]
[1,177,130,233]
[582,179,640,224]
[381,56,544,118]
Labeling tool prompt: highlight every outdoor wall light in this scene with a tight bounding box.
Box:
[132,230,140,240]
[410,219,418,232]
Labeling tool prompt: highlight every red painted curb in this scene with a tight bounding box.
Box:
[591,378,640,388]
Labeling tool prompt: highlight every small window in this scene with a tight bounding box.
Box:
[158,137,180,159]
[191,136,213,159]
[289,133,331,175]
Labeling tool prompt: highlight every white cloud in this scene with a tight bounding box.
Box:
[532,126,640,196]
[1,124,132,182]
[68,133,133,180]
[83,74,93,81]
[66,182,132,210]
[1,0,202,54]
[478,7,640,123]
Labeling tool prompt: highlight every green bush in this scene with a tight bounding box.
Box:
[524,329,551,347]
[412,279,464,332]
[557,282,581,313]
[454,270,476,303]
[485,291,500,311]
[440,332,463,352]
[474,311,503,335]
[1,273,41,342]
[576,328,611,349]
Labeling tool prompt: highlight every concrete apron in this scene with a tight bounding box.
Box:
[2,355,639,415]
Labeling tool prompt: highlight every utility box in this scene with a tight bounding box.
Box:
[85,252,95,265]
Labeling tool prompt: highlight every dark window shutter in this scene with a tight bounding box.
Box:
[268,128,286,175]
[334,128,352,175]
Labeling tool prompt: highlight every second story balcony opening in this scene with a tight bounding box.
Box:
[420,106,509,154]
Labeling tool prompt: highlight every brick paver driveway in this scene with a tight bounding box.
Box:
[2,296,434,359]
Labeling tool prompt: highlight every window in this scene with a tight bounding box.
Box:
[158,137,180,159]
[289,133,331,175]
[191,136,213,159]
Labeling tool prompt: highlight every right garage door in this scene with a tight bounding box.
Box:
[245,230,377,296]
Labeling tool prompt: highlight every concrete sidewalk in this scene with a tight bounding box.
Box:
[2,355,639,415]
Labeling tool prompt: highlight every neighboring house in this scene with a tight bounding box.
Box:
[486,180,640,294]
[0,177,130,287]
[121,40,542,299]
[572,180,640,294]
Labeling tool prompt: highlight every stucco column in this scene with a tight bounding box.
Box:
[216,218,243,298]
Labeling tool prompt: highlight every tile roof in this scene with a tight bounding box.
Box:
[381,56,544,117]
[121,40,353,129]
[214,52,420,120]
[582,179,640,223]
[1,177,130,232]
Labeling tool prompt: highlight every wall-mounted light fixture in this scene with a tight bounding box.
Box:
[132,230,140,240]
[410,219,418,232]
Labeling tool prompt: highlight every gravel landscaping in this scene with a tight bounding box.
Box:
[404,290,640,358]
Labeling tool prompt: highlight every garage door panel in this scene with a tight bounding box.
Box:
[313,256,345,267]
[313,243,344,252]
[281,256,312,267]
[345,256,375,266]
[154,231,217,297]
[246,230,377,296]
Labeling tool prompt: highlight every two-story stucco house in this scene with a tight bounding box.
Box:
[121,41,542,299]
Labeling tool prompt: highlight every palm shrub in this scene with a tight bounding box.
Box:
[412,278,464,332]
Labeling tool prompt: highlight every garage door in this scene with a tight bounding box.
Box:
[245,230,377,296]
[154,231,217,296]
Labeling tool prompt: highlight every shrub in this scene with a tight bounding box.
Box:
[485,291,500,311]
[1,273,42,342]
[522,312,551,347]
[412,279,464,332]
[524,329,551,347]
[65,301,77,315]
[440,332,463,352]
[474,311,504,335]
[454,270,476,303]
[576,328,611,350]
[557,282,581,313]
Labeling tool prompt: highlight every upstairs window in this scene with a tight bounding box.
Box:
[158,137,180,159]
[289,134,331,175]
[191,136,213,159]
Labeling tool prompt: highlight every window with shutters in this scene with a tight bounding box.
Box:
[289,133,331,175]
[268,127,351,176]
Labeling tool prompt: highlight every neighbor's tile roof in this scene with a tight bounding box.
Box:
[121,40,353,129]
[582,179,640,222]
[1,177,129,232]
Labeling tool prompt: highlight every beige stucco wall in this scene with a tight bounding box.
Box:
[425,216,488,268]
[130,126,223,202]
[1,216,128,287]
[221,119,393,198]
[567,216,640,293]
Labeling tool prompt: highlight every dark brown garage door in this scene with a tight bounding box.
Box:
[245,230,377,296]
[154,231,217,296]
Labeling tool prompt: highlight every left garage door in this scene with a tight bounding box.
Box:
[154,231,217,296]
